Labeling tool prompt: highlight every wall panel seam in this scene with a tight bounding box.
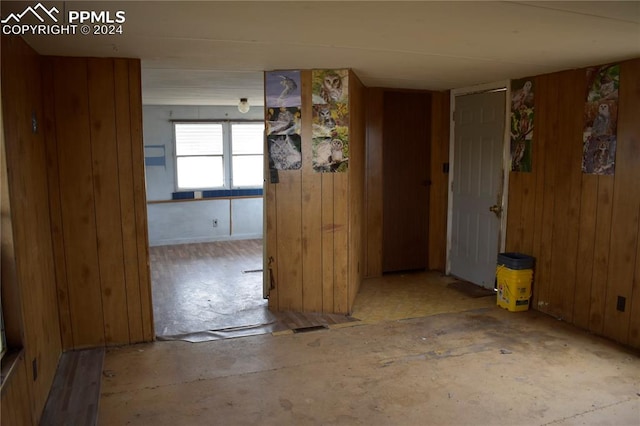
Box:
[86,59,109,345]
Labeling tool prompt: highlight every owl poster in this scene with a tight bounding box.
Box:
[311,69,349,173]
[265,70,303,170]
[510,78,535,172]
[582,64,619,175]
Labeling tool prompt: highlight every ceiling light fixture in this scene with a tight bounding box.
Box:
[238,98,250,113]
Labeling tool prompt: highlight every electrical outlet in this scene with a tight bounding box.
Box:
[212,219,218,228]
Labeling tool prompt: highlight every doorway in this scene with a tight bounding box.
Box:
[141,105,270,341]
[150,239,272,340]
[447,84,508,289]
[382,91,432,272]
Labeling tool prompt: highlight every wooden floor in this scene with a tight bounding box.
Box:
[150,240,354,341]
[40,348,104,426]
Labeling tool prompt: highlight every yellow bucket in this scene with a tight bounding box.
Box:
[496,265,532,312]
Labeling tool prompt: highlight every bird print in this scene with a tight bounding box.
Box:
[592,139,610,174]
[319,72,343,104]
[268,108,298,135]
[518,112,531,138]
[512,141,526,171]
[599,80,617,100]
[511,80,533,110]
[591,103,611,137]
[330,139,344,163]
[318,107,336,129]
[313,138,347,172]
[277,75,297,105]
[314,138,333,170]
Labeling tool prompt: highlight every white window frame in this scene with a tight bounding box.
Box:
[173,120,264,191]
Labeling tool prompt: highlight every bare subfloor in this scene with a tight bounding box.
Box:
[99,272,640,426]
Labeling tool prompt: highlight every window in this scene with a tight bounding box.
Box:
[175,123,224,189]
[174,122,264,190]
[231,123,264,188]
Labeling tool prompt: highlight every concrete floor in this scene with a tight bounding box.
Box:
[99,273,640,425]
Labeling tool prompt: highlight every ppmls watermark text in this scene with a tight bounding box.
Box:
[1,3,126,36]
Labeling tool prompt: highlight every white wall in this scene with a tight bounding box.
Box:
[143,105,264,246]
[147,198,263,246]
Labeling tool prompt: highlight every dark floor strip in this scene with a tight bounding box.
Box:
[40,348,104,426]
[292,325,329,333]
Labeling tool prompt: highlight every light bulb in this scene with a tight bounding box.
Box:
[238,98,250,113]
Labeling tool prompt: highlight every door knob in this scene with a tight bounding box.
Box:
[489,205,502,217]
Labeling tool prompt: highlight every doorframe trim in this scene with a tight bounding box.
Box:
[446,80,511,275]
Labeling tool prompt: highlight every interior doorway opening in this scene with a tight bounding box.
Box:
[140,102,271,341]
[149,239,274,341]
[380,90,432,274]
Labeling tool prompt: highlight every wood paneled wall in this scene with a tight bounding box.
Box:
[266,70,365,314]
[1,35,62,425]
[506,58,640,349]
[428,92,451,271]
[1,354,33,426]
[42,57,154,349]
[348,74,366,308]
[364,89,450,277]
[364,88,384,277]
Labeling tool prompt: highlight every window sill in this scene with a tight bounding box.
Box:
[0,348,24,390]
[148,189,263,204]
[171,188,263,200]
[147,195,262,205]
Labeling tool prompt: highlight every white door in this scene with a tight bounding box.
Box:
[450,91,506,288]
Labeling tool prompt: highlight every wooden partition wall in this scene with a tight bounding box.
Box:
[2,35,153,422]
[505,58,640,349]
[42,57,154,349]
[364,88,450,278]
[1,35,62,425]
[266,70,365,314]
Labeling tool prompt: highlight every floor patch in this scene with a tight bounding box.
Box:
[292,325,329,333]
[447,280,496,298]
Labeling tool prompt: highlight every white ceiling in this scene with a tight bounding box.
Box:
[5,1,640,106]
